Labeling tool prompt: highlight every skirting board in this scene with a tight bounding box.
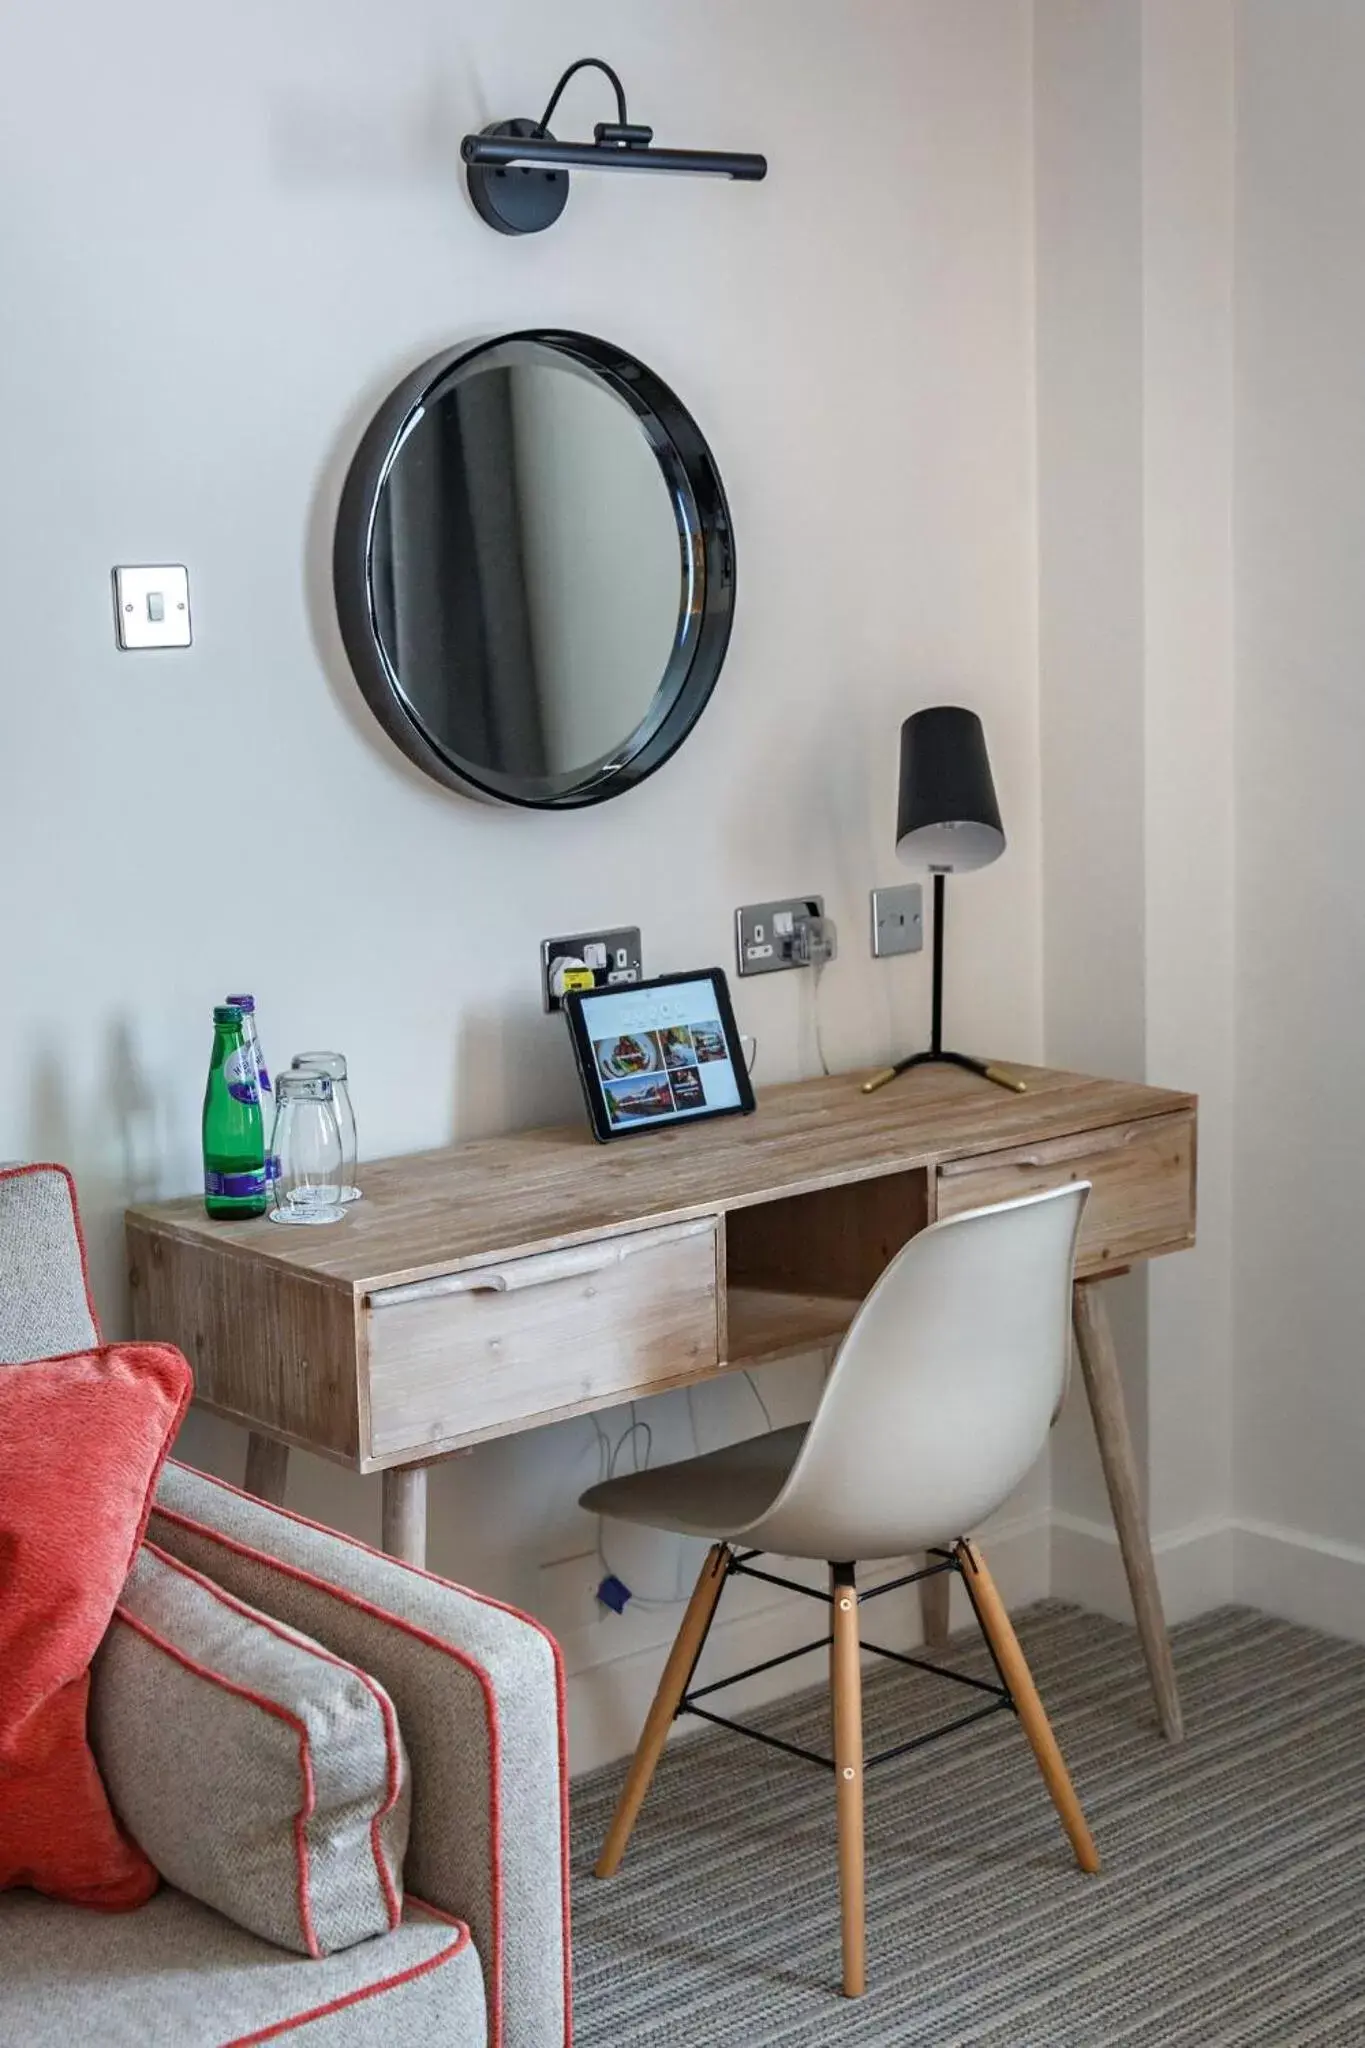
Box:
[567,1508,1050,1777]
[1050,1510,1365,1645]
[1051,1510,1234,1625]
[1234,1517,1365,1646]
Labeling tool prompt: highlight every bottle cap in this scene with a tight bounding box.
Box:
[213,1005,245,1026]
[224,994,256,1012]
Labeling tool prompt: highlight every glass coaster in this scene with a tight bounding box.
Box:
[268,1205,346,1226]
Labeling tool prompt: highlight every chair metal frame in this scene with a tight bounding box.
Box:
[678,1548,1013,1773]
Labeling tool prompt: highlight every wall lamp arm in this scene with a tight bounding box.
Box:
[461,55,767,233]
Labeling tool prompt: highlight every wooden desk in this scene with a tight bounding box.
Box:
[127,1061,1196,1738]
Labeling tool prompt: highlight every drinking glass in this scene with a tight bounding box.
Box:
[268,1072,346,1225]
[291,1051,360,1202]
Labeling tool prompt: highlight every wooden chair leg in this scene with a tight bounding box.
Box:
[830,1561,867,1998]
[595,1544,730,1879]
[244,1433,289,1507]
[956,1539,1099,1874]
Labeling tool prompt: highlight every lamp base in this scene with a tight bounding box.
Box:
[860,1049,1027,1097]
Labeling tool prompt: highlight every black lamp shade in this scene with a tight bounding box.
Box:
[894,705,1005,874]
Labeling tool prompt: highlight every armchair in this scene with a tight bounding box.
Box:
[0,1164,571,2047]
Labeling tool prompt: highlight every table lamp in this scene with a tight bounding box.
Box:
[862,705,1025,1096]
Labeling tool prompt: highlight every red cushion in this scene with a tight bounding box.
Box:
[0,1343,192,1908]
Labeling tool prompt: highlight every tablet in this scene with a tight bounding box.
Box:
[564,969,756,1143]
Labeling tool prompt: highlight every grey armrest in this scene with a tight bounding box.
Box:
[149,1461,570,2048]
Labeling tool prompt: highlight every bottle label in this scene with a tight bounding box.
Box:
[224,1047,259,1106]
[205,1168,267,1199]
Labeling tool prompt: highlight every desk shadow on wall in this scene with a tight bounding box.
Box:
[452,1001,584,1143]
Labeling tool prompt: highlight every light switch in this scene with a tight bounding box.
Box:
[113,564,192,649]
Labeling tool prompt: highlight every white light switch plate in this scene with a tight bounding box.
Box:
[113,564,192,649]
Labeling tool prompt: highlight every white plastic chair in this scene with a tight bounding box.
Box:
[581,1181,1097,1999]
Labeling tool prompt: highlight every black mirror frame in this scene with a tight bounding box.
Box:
[333,329,736,810]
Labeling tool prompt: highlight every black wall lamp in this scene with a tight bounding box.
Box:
[461,57,768,236]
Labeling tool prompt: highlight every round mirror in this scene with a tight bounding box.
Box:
[334,331,735,809]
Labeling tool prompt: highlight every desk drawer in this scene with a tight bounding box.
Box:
[935,1112,1195,1277]
[363,1219,720,1458]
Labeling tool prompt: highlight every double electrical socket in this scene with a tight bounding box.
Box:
[734,896,827,976]
[540,926,643,1012]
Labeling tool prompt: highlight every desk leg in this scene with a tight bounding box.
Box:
[244,1433,289,1507]
[1072,1281,1184,1743]
[381,1465,429,1567]
[919,1562,952,1649]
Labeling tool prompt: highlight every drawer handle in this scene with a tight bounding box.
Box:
[1009,1130,1138,1169]
[464,1244,627,1294]
[369,1219,713,1309]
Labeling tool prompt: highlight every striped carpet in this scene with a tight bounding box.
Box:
[570,1603,1365,2045]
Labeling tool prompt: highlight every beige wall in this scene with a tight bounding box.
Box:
[1035,0,1236,1621]
[0,0,1044,1768]
[1233,0,1365,1634]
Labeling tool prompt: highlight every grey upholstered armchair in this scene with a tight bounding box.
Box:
[0,1164,572,2047]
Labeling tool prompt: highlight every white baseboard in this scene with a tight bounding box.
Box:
[566,1508,1051,1777]
[1234,1517,1365,1644]
[1050,1509,1235,1624]
[1049,1508,1365,1644]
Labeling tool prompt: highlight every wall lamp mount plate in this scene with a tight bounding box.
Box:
[461,57,767,236]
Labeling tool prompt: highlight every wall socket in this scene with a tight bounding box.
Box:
[870,884,924,958]
[735,896,826,976]
[540,926,643,1012]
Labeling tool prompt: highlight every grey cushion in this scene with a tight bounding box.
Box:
[0,1163,100,1362]
[0,1886,485,2046]
[90,1544,411,1957]
[150,1460,570,2048]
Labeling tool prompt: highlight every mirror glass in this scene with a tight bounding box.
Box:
[336,332,735,810]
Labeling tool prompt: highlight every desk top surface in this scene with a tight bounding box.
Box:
[127,1062,1194,1294]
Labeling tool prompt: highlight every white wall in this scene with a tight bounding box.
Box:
[1035,0,1236,1622]
[1037,0,1365,1648]
[1035,0,1150,1562]
[1233,0,1365,1634]
[0,0,1044,1768]
[1140,0,1235,1596]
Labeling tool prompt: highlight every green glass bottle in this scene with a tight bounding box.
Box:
[203,1004,268,1219]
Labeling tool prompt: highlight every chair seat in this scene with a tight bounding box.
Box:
[580,1422,807,1539]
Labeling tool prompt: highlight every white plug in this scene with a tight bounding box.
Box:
[791,913,838,967]
[549,956,590,1002]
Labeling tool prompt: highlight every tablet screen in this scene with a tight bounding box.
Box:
[574,977,746,1131]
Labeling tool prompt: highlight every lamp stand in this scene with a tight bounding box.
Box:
[861,875,1025,1096]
